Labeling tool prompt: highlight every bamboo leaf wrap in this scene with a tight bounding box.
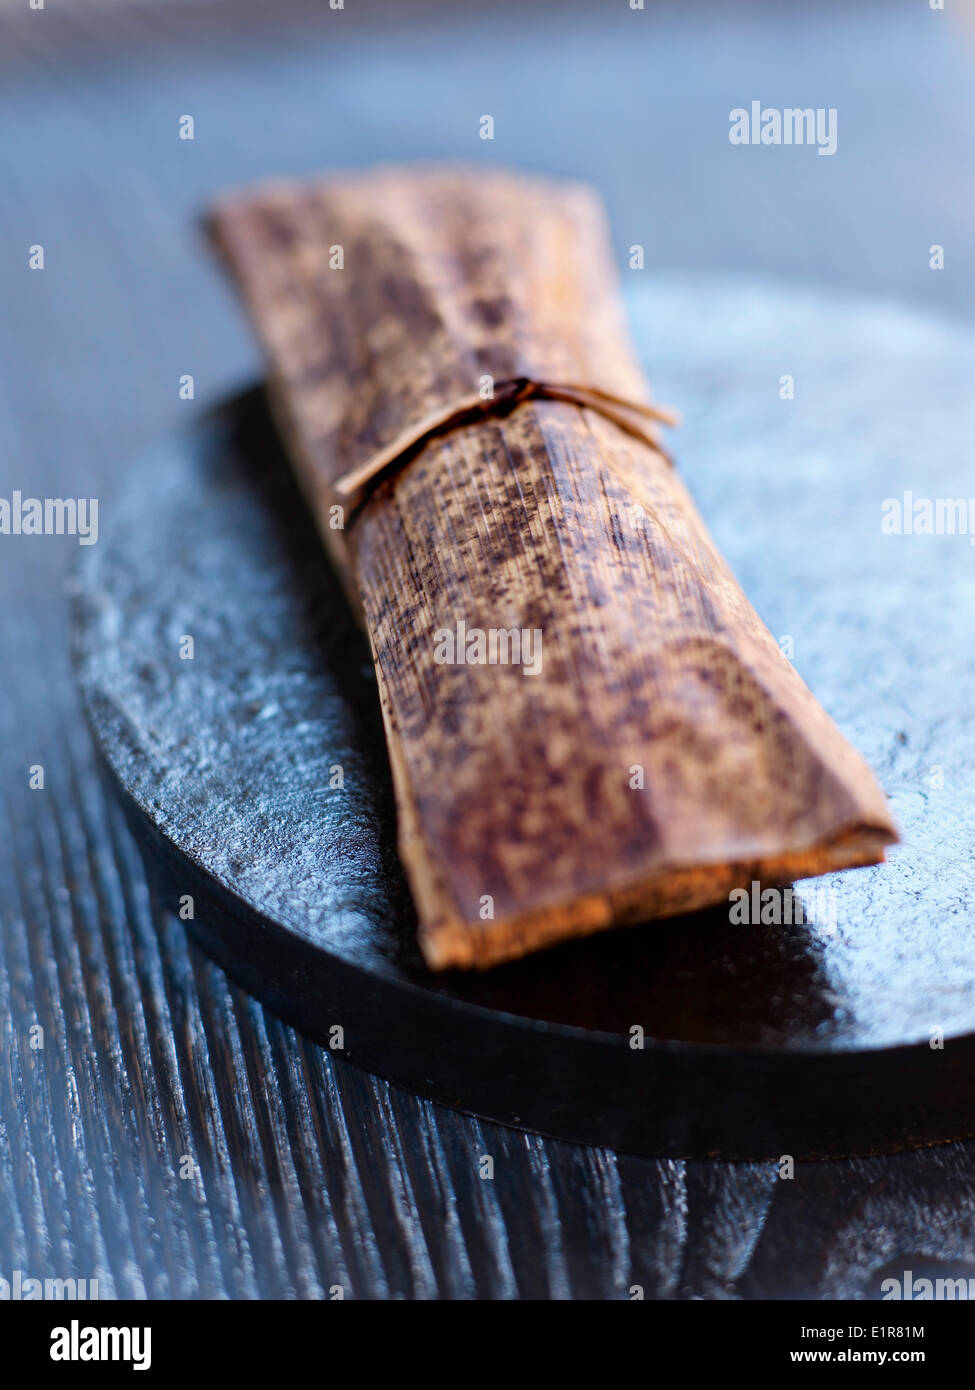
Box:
[210,166,897,970]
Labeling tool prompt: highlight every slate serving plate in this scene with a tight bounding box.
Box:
[72,277,975,1158]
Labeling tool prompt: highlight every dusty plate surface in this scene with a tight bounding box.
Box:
[73,277,975,1157]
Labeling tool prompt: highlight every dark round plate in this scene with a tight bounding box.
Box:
[72,277,975,1158]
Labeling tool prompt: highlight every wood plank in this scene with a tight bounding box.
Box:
[3,0,975,1301]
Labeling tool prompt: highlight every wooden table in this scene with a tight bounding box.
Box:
[3,0,975,1299]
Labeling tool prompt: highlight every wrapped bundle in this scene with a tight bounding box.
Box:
[209,166,897,970]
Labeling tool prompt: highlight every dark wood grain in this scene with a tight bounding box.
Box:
[4,0,975,1299]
